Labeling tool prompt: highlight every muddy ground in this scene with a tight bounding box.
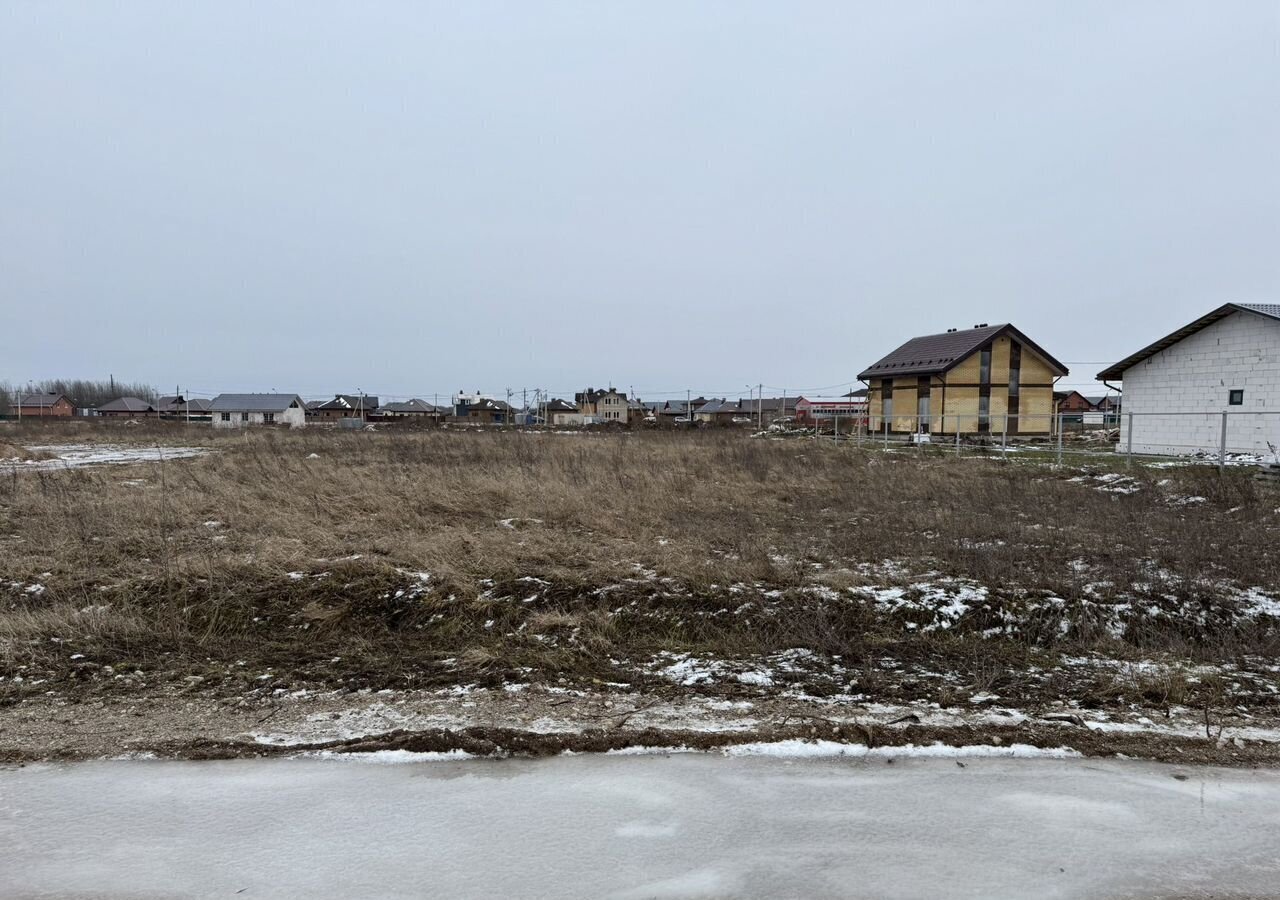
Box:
[3,682,1277,767]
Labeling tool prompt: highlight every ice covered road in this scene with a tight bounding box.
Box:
[2,753,1278,899]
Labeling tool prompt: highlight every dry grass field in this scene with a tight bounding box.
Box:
[2,423,1278,760]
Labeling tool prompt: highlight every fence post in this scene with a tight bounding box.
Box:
[1001,414,1008,456]
[954,421,960,457]
[1126,412,1134,467]
[1219,411,1228,473]
[1056,412,1063,466]
[883,418,889,450]
[834,413,839,445]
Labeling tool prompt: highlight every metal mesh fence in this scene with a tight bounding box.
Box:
[820,411,1280,470]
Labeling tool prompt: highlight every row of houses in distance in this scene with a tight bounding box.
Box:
[10,387,866,430]
[12,393,213,419]
[11,302,1274,455]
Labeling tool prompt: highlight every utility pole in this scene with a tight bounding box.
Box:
[522,388,527,428]
[686,388,691,424]
[758,383,763,429]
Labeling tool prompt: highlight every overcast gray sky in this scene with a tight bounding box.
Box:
[2,1,1277,401]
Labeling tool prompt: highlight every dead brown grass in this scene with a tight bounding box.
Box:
[1,428,1278,705]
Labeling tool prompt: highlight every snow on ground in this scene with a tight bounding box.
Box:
[1068,472,1142,494]
[720,740,1080,759]
[1232,586,1280,619]
[854,581,987,631]
[1,444,210,470]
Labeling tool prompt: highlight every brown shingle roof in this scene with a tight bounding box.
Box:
[858,324,1068,380]
[18,393,69,408]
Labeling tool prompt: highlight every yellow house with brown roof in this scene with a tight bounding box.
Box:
[858,323,1068,437]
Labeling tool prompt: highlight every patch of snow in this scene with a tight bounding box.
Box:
[4,444,210,471]
[720,740,1081,759]
[309,749,474,763]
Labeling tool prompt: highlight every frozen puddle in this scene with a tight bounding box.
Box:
[1,443,210,470]
[2,755,1278,899]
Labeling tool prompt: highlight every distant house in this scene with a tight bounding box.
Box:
[314,395,379,421]
[1097,302,1280,455]
[97,397,157,418]
[1081,394,1121,427]
[155,395,212,420]
[859,323,1068,436]
[656,398,706,424]
[575,387,630,424]
[795,395,868,428]
[739,396,799,423]
[209,394,307,428]
[452,393,511,425]
[1053,390,1093,423]
[627,397,648,426]
[15,392,75,418]
[694,399,744,426]
[542,399,580,426]
[378,399,445,421]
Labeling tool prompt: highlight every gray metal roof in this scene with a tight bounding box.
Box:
[97,397,155,413]
[156,396,212,413]
[544,399,577,412]
[210,393,305,413]
[1097,303,1280,381]
[380,399,441,413]
[858,324,1068,380]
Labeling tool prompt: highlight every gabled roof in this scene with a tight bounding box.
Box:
[316,394,379,411]
[17,392,69,408]
[575,387,626,405]
[380,399,442,414]
[98,397,155,413]
[544,399,577,412]
[1097,303,1280,381]
[658,398,708,414]
[461,398,511,412]
[156,395,212,413]
[858,323,1068,380]
[210,393,305,413]
[696,399,735,414]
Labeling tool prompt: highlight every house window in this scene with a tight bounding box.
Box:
[1229,389,1244,406]
[264,413,275,424]
[241,412,249,422]
[979,347,992,384]
[882,386,894,426]
[978,395,990,427]
[221,412,231,422]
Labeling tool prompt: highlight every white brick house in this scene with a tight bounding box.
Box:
[209,393,308,429]
[1097,303,1280,456]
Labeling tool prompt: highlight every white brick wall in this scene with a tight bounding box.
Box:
[1118,310,1280,455]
